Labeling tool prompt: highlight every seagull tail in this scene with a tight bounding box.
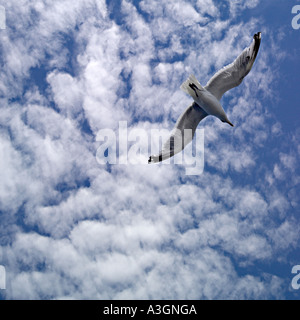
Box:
[180,74,204,100]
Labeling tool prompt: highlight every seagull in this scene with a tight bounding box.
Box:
[148,32,261,164]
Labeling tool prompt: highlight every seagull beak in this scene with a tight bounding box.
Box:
[221,118,234,127]
[227,120,234,127]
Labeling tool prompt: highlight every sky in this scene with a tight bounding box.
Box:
[0,0,299,300]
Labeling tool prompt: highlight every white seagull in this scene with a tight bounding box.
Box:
[149,32,261,164]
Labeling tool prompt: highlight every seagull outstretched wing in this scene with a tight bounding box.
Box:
[148,102,207,163]
[205,32,261,100]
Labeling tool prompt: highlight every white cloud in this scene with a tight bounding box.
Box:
[47,71,83,117]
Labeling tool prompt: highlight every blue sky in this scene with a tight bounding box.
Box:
[0,0,299,299]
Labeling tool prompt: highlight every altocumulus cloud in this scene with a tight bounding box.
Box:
[0,0,299,299]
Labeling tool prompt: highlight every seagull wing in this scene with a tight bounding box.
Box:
[205,32,261,101]
[148,102,207,163]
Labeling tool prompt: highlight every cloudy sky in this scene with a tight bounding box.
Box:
[0,0,299,300]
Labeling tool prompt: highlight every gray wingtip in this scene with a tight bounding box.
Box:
[148,155,162,163]
[252,32,261,61]
[253,32,261,40]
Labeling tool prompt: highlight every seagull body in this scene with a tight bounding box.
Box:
[149,32,261,164]
[181,74,234,126]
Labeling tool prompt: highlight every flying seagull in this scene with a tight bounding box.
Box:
[148,32,261,164]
